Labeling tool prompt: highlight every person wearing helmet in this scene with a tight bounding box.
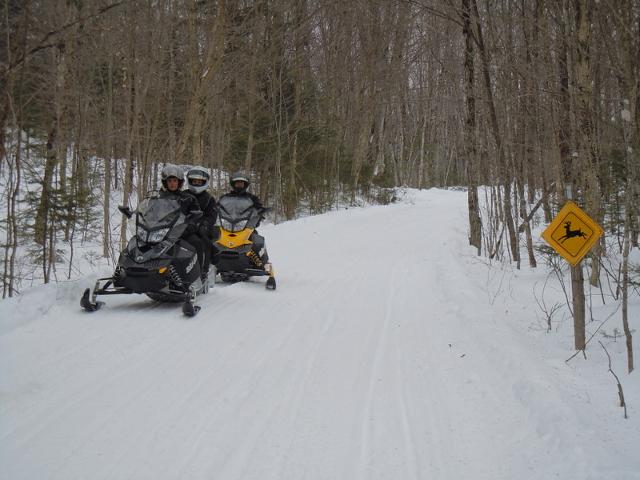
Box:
[186,166,217,277]
[219,171,269,263]
[160,164,190,202]
[222,171,265,213]
[159,164,207,280]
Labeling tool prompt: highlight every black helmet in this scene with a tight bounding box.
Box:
[230,171,250,194]
[187,166,210,194]
[161,164,185,190]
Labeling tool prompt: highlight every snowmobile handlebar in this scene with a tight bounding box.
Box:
[118,205,133,219]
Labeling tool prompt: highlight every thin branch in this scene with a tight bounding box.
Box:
[518,182,556,233]
[599,341,628,419]
[399,0,467,30]
[4,0,131,74]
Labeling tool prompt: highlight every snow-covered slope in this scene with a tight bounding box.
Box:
[1,189,638,480]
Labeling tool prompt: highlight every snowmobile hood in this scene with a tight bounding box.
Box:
[125,237,173,264]
[216,227,254,249]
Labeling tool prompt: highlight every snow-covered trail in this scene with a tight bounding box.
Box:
[1,189,638,480]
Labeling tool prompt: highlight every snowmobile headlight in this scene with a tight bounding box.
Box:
[136,225,148,242]
[147,227,170,244]
[220,218,234,231]
[232,219,248,232]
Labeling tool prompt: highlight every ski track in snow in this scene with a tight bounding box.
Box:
[1,189,639,480]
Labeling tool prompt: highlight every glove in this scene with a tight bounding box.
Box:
[199,225,212,239]
[179,195,195,213]
[179,195,194,206]
[185,223,197,235]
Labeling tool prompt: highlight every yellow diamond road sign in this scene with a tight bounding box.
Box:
[541,201,603,266]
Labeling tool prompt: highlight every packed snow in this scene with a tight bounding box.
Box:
[1,188,638,480]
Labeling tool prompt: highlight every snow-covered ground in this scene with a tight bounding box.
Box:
[1,188,638,480]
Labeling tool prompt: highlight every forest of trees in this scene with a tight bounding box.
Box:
[1,0,639,351]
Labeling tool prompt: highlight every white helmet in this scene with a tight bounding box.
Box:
[187,166,210,194]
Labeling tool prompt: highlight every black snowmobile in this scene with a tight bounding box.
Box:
[214,195,276,290]
[80,192,208,316]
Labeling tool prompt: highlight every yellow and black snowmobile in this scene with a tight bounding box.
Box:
[214,195,276,290]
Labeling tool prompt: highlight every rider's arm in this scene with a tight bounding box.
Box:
[178,192,197,214]
[203,196,218,229]
[249,193,265,214]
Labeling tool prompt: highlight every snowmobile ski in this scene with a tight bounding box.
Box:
[265,276,276,290]
[80,287,104,312]
[182,302,201,317]
[182,286,201,317]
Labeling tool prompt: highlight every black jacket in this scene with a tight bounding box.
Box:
[192,191,217,238]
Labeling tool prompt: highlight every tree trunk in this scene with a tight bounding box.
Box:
[621,206,633,373]
[3,126,21,297]
[571,263,586,350]
[102,58,114,259]
[120,52,137,251]
[557,2,586,351]
[574,0,602,288]
[471,0,517,263]
[35,44,67,249]
[462,0,481,255]
[176,0,226,165]
[518,178,537,268]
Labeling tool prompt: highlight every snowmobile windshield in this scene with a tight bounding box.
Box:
[137,197,181,228]
[218,195,254,219]
[217,195,260,231]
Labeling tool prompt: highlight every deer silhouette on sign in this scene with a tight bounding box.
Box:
[558,221,587,243]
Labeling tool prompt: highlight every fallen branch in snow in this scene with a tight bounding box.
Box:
[565,347,587,362]
[599,341,628,419]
